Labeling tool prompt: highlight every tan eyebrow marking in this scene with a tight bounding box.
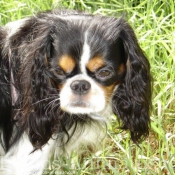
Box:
[58,55,76,73]
[86,56,105,72]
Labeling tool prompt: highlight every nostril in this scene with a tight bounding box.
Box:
[70,81,80,91]
[70,80,91,94]
[82,80,91,91]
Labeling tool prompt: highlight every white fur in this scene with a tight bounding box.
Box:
[80,33,90,74]
[0,116,112,175]
[0,133,55,175]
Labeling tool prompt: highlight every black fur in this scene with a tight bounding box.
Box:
[0,10,152,153]
[0,29,13,151]
[113,25,152,143]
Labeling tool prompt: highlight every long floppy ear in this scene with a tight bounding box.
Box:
[112,21,152,143]
[14,19,62,149]
[27,34,53,146]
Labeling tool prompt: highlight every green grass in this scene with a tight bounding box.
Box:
[0,0,175,174]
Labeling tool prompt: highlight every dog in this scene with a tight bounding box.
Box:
[0,9,152,175]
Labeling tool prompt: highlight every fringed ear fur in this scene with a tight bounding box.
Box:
[112,22,152,143]
[11,20,62,149]
[25,33,61,149]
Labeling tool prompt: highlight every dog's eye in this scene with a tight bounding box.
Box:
[96,69,111,78]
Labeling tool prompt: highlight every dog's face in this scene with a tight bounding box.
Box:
[55,36,125,115]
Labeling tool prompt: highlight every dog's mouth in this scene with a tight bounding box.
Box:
[61,98,94,114]
[70,100,90,108]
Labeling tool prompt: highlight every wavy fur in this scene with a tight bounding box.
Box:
[113,25,152,143]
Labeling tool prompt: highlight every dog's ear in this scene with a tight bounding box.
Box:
[27,34,55,149]
[11,19,61,149]
[112,20,152,143]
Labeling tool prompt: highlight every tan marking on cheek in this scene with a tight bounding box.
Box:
[100,84,116,102]
[59,55,76,73]
[86,56,105,72]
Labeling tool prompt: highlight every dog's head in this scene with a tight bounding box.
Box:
[7,10,151,148]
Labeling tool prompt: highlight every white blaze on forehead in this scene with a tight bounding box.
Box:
[80,33,91,74]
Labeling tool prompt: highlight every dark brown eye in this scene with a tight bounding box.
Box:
[97,69,111,77]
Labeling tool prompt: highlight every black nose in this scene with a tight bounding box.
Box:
[70,80,91,95]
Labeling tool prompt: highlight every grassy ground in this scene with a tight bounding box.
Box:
[0,0,175,174]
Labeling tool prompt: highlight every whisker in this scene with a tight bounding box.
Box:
[45,98,60,114]
[32,95,58,105]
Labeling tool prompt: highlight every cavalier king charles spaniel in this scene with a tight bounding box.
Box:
[0,9,152,175]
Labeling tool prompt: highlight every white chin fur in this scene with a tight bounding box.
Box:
[60,75,106,114]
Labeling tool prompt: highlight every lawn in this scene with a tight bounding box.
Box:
[0,0,175,174]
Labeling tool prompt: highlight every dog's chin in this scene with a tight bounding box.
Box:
[61,100,105,115]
